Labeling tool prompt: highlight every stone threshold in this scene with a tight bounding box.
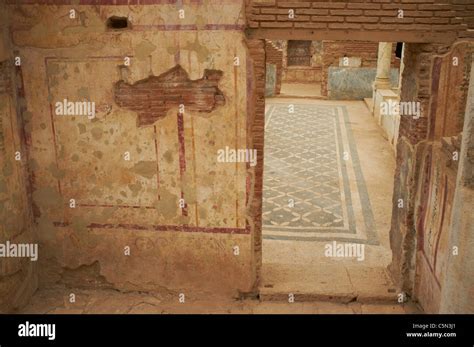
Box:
[259,263,400,305]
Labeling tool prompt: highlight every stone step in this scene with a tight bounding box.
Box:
[378,88,399,99]
[364,97,374,112]
[276,93,326,100]
[259,287,398,304]
[259,263,399,305]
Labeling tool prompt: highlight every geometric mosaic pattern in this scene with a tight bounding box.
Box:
[263,103,378,244]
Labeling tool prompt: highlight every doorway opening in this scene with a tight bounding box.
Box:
[261,40,403,302]
[268,40,323,98]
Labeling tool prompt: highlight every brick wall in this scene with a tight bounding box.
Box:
[398,43,453,145]
[247,0,473,42]
[265,40,283,94]
[280,40,322,83]
[453,0,474,32]
[320,40,400,96]
[429,42,474,140]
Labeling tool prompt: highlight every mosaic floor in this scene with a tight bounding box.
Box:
[263,103,377,244]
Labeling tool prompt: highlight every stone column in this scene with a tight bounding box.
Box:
[374,42,393,90]
[372,42,395,126]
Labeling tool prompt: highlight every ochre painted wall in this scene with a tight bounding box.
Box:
[413,42,473,313]
[0,18,37,312]
[8,2,254,296]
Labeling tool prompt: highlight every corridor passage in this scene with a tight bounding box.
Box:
[262,99,397,302]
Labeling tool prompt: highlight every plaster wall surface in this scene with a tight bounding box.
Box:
[387,41,474,313]
[0,14,37,312]
[414,42,474,313]
[440,54,474,314]
[6,1,255,296]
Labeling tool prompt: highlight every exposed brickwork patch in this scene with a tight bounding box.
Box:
[114,65,225,127]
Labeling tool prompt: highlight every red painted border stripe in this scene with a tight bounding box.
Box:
[5,0,240,5]
[53,221,249,234]
[177,111,188,217]
[177,112,186,175]
[132,24,245,31]
[76,203,156,209]
[153,125,161,200]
